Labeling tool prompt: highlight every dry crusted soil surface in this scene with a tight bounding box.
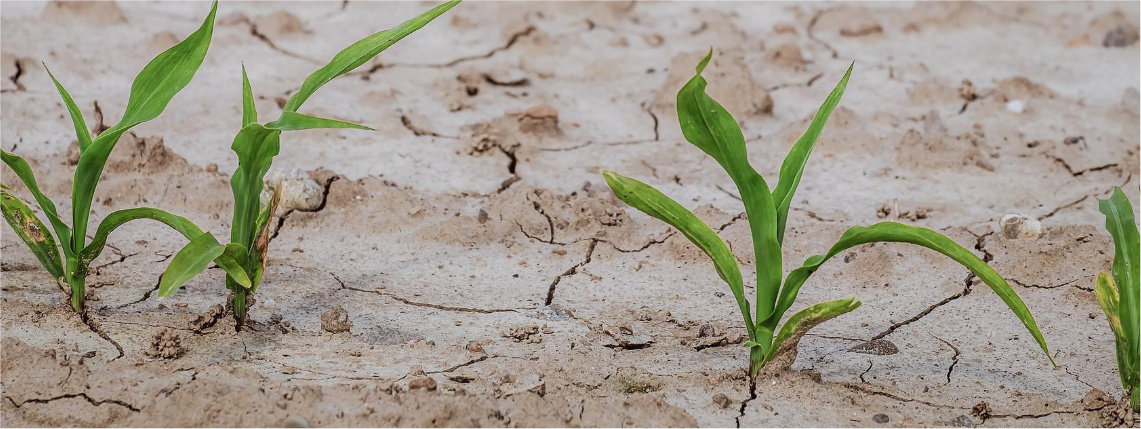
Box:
[2,1,1140,427]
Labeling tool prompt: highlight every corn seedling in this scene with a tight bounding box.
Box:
[1,2,218,314]
[1094,187,1139,410]
[156,1,461,326]
[602,51,1054,377]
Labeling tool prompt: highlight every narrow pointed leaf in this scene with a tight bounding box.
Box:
[767,221,1054,365]
[1098,187,1139,371]
[283,0,460,113]
[266,111,371,132]
[677,50,781,322]
[71,0,217,252]
[772,64,852,244]
[1,150,71,256]
[159,232,250,298]
[80,207,206,263]
[603,170,754,336]
[44,65,92,152]
[1095,272,1125,345]
[1,190,65,280]
[767,296,861,362]
[241,64,257,127]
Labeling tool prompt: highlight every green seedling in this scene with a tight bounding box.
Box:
[1,2,218,314]
[602,51,1054,377]
[156,1,461,326]
[1093,187,1139,410]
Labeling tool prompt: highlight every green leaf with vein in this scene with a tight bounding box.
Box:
[159,232,250,298]
[283,0,460,113]
[1096,187,1139,410]
[242,64,257,127]
[602,49,1052,377]
[772,63,852,244]
[266,111,371,131]
[677,49,782,326]
[1,190,65,280]
[0,1,217,314]
[603,170,753,335]
[44,65,92,152]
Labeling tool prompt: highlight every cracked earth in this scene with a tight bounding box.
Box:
[2,1,1139,427]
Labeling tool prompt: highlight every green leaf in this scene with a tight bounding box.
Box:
[44,64,92,152]
[159,232,250,298]
[1,150,71,257]
[229,124,281,247]
[241,64,257,127]
[603,170,754,338]
[80,207,206,263]
[767,296,861,362]
[766,221,1054,365]
[0,190,65,280]
[1098,187,1139,399]
[1099,188,1139,367]
[71,0,217,254]
[772,63,852,244]
[1095,272,1131,392]
[676,50,782,324]
[282,0,460,113]
[266,111,372,132]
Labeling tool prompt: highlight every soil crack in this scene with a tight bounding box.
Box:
[6,393,140,412]
[544,239,598,305]
[332,273,524,313]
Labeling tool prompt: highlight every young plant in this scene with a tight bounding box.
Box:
[602,51,1054,377]
[156,0,461,326]
[1,2,218,314]
[1093,187,1139,410]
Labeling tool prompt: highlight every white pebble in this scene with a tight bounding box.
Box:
[1000,214,1042,239]
[260,168,324,212]
[262,298,276,308]
[1006,100,1025,114]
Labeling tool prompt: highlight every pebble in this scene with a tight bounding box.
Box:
[320,306,353,333]
[1104,24,1139,47]
[261,168,324,212]
[712,393,733,409]
[1000,214,1042,239]
[873,413,890,424]
[283,415,310,428]
[408,377,437,391]
[1005,100,1025,114]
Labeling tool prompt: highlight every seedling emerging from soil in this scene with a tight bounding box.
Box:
[1093,187,1139,410]
[602,51,1053,377]
[157,1,461,326]
[0,2,218,314]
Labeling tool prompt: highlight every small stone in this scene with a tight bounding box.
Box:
[465,341,485,353]
[205,163,218,173]
[261,168,324,212]
[283,415,310,428]
[408,377,437,391]
[1000,214,1042,239]
[949,415,976,427]
[1005,100,1025,114]
[698,323,717,338]
[712,393,733,409]
[320,306,352,333]
[1104,25,1139,47]
[873,413,889,424]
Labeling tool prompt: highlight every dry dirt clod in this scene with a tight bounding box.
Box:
[320,306,352,333]
[697,323,717,338]
[409,377,438,391]
[146,328,183,360]
[970,401,992,420]
[711,393,733,409]
[848,339,899,356]
[1098,393,1139,428]
[1104,24,1140,47]
[189,304,226,332]
[501,324,541,343]
[999,214,1042,239]
[261,168,324,212]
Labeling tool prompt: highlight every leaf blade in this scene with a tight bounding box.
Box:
[0,190,65,280]
[229,125,281,246]
[266,111,372,132]
[1098,187,1139,387]
[44,65,93,152]
[676,50,781,324]
[767,296,861,363]
[241,64,257,127]
[71,0,217,253]
[1,150,71,257]
[80,207,206,263]
[158,232,250,298]
[772,64,852,244]
[603,170,754,337]
[767,221,1054,365]
[282,0,460,113]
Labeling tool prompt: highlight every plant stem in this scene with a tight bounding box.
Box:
[748,346,765,378]
[67,272,84,313]
[232,288,248,329]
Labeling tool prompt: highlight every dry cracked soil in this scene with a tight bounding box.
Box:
[1,1,1140,427]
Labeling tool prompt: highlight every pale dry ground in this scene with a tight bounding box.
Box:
[1,1,1139,427]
